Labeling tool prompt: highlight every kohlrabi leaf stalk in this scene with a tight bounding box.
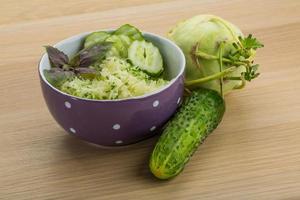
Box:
[168,15,264,95]
[185,34,264,92]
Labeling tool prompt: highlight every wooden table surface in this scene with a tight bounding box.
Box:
[1,0,300,199]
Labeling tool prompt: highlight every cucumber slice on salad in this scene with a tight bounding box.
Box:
[106,35,128,58]
[128,40,163,76]
[114,24,144,41]
[118,35,132,47]
[84,31,110,48]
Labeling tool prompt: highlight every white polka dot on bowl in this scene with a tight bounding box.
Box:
[113,124,121,130]
[115,140,123,144]
[152,100,159,107]
[177,97,181,105]
[69,127,76,133]
[150,126,156,132]
[64,101,71,109]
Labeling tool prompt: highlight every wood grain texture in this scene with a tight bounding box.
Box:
[0,0,300,199]
[0,0,173,25]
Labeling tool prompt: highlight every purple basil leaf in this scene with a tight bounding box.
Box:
[44,68,74,88]
[45,46,69,68]
[74,67,98,79]
[79,42,112,67]
[70,42,112,68]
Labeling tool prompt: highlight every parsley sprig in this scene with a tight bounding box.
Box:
[229,34,264,82]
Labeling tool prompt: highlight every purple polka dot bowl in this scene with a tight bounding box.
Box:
[38,30,185,147]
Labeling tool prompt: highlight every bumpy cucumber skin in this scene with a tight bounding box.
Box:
[149,88,225,179]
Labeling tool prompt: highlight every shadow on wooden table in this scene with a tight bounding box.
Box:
[56,132,167,183]
[45,94,251,190]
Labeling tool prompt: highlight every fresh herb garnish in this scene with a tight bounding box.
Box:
[43,42,112,87]
[44,68,75,88]
[69,42,112,67]
[45,46,69,68]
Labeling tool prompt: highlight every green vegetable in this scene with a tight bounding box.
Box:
[168,15,263,95]
[84,31,110,48]
[118,35,132,48]
[128,40,163,76]
[43,24,168,100]
[106,35,129,58]
[106,25,142,58]
[60,57,168,100]
[149,88,225,179]
[149,15,264,180]
[114,24,144,41]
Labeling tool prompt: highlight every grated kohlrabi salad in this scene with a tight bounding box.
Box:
[44,24,168,100]
[60,57,168,100]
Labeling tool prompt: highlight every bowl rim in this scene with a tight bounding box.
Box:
[38,30,185,102]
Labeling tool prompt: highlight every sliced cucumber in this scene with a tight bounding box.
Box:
[84,31,110,48]
[106,35,128,58]
[114,24,144,41]
[128,40,163,76]
[118,35,132,47]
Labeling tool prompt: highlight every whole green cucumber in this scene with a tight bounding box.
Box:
[149,88,225,179]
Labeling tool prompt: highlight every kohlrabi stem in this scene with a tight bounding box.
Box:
[185,67,236,87]
[234,78,246,89]
[188,34,263,91]
[218,42,224,97]
[195,50,245,66]
[224,76,242,80]
[224,76,246,89]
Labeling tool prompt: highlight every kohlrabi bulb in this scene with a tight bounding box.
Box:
[168,15,245,94]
